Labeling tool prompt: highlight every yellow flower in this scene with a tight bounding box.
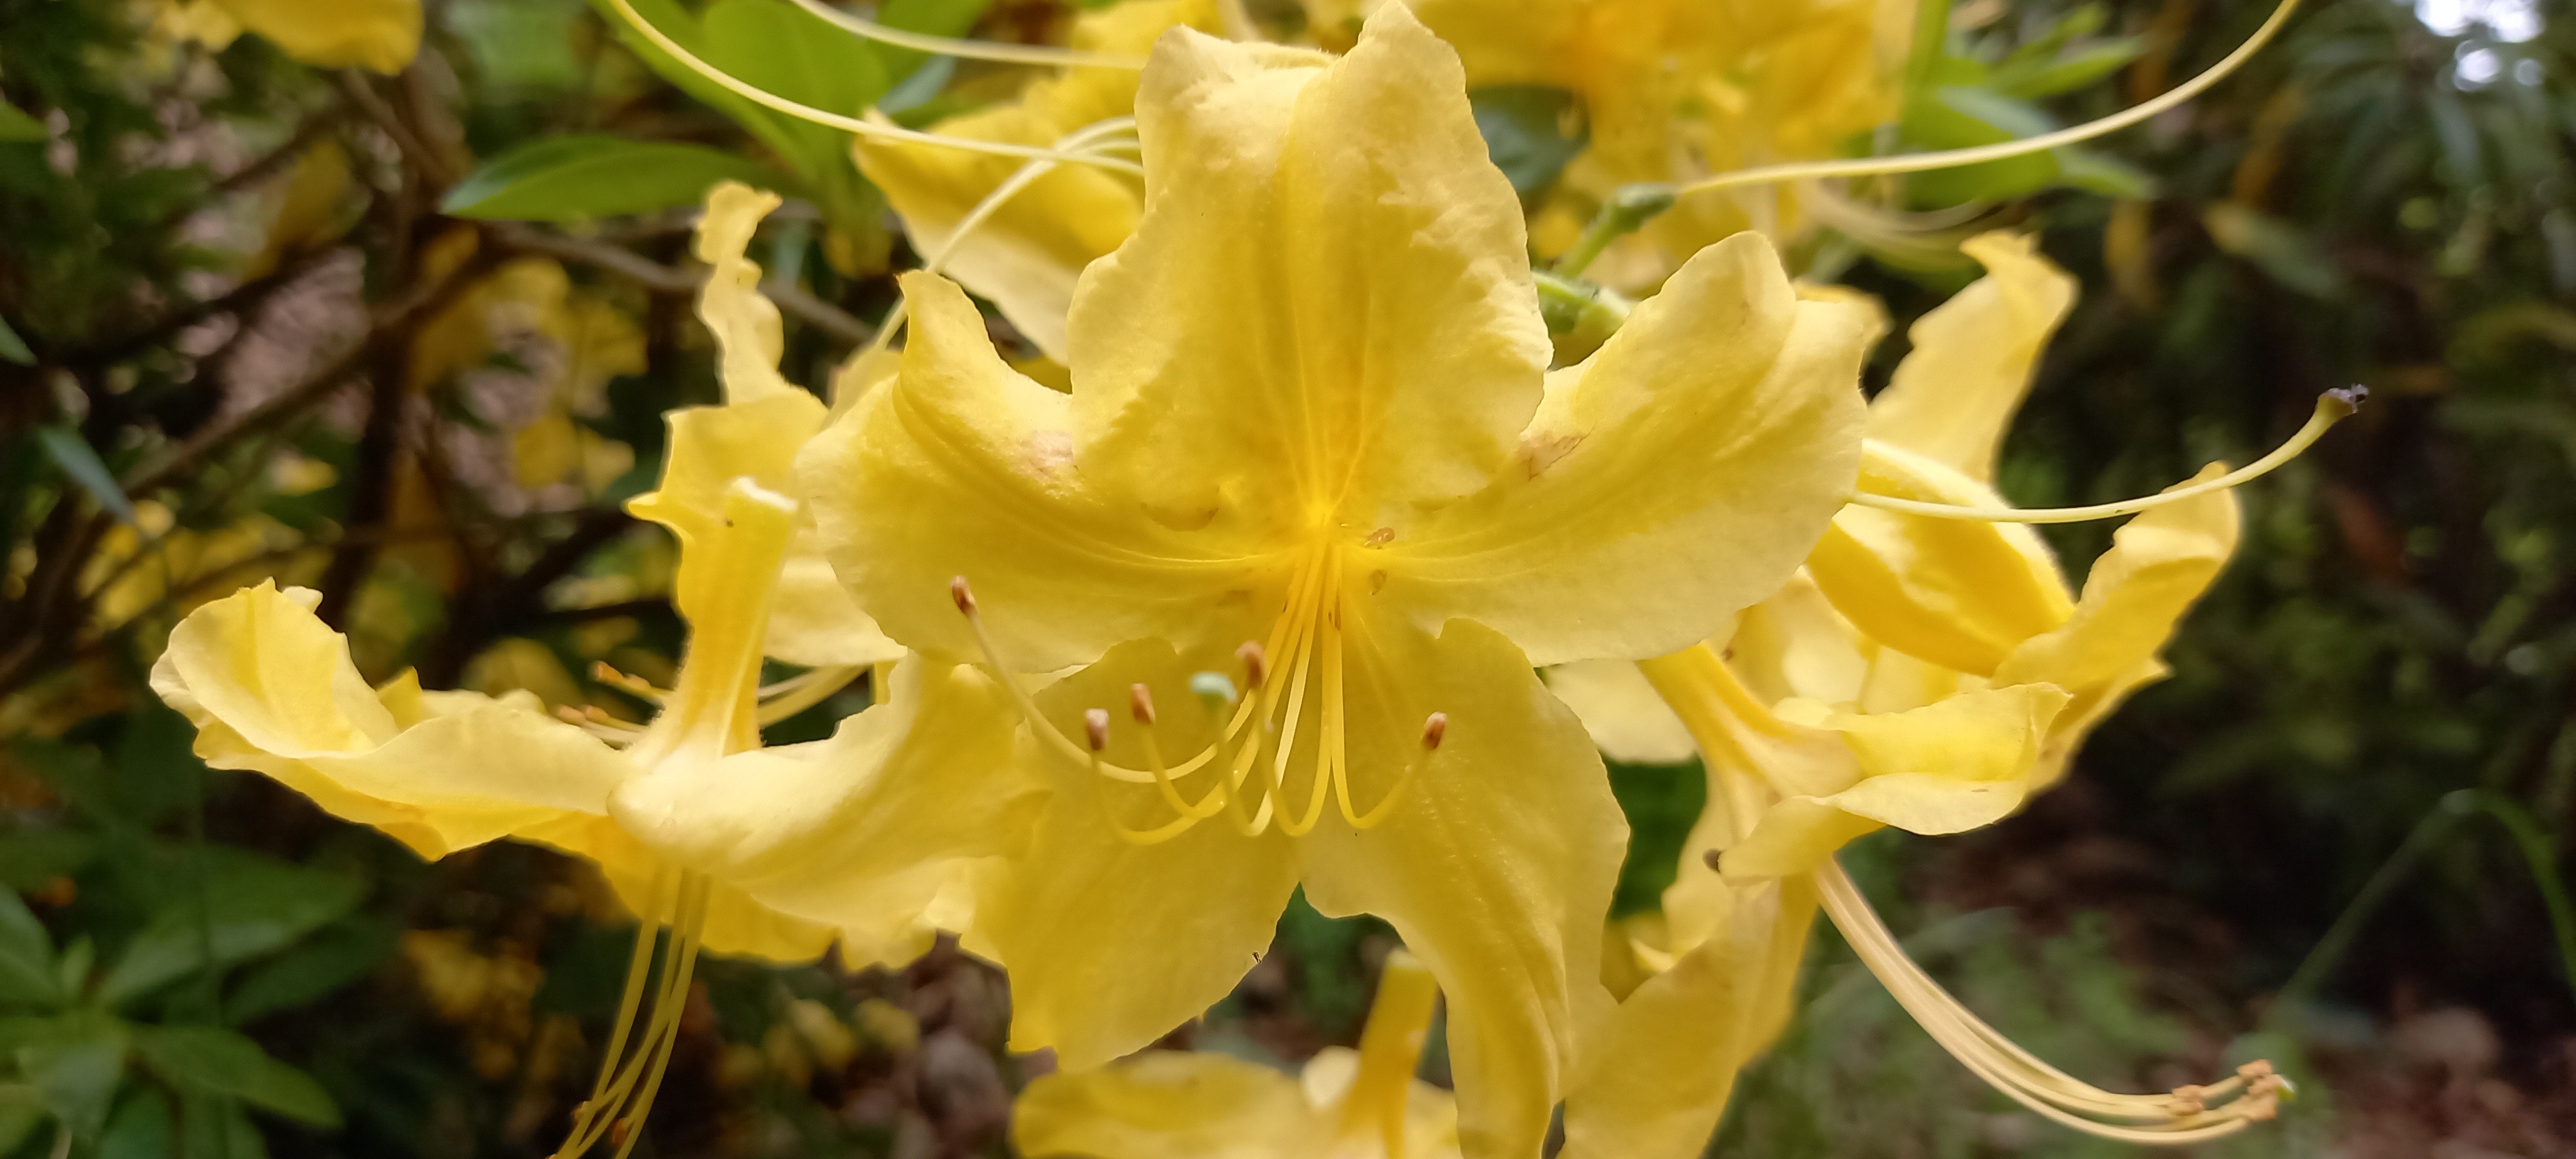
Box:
[151,181,1037,1154]
[1015,951,1460,1159]
[852,0,1227,361]
[1543,234,2293,1156]
[156,0,422,73]
[1365,0,1910,282]
[799,10,1873,1157]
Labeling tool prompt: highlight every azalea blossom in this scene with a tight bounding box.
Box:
[798,8,1874,1156]
[1014,952,1460,1159]
[1542,234,2329,1156]
[151,183,1033,1156]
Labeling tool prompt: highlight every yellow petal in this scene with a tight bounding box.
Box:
[210,0,419,72]
[609,655,1035,969]
[693,182,797,404]
[150,583,627,857]
[1721,684,2068,878]
[1014,1050,1318,1159]
[852,0,1220,361]
[1864,232,2077,482]
[762,533,905,668]
[628,391,828,628]
[1808,441,2074,676]
[1386,232,1872,665]
[1995,464,2239,784]
[1541,660,1695,766]
[1727,570,1869,707]
[523,815,835,962]
[1559,876,1816,1159]
[1296,610,1625,1159]
[978,639,1301,1068]
[800,271,1264,672]
[1066,10,1549,532]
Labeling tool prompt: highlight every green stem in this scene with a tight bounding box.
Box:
[1550,184,1678,279]
[2270,789,2576,1019]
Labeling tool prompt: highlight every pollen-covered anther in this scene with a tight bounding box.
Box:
[1421,712,1448,751]
[2165,1084,2206,1115]
[1235,641,1268,688]
[591,662,667,701]
[948,575,976,615]
[1129,683,1157,725]
[1083,708,1111,752]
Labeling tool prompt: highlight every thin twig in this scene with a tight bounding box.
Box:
[489,223,874,344]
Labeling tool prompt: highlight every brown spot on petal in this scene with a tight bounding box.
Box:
[1522,431,1583,478]
[1368,569,1387,595]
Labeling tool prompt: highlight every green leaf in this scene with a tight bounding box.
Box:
[0,102,42,143]
[94,856,363,1012]
[442,135,792,221]
[2202,203,2345,299]
[1989,39,2146,100]
[33,426,137,525]
[181,1095,269,1159]
[0,317,31,364]
[97,1088,171,1159]
[1899,87,2061,207]
[588,0,804,160]
[134,1026,339,1128]
[874,0,990,81]
[701,0,891,176]
[222,918,398,1026]
[0,890,61,1012]
[0,1086,46,1158]
[1468,86,1589,201]
[17,1012,128,1140]
[0,832,99,892]
[2056,146,2157,198]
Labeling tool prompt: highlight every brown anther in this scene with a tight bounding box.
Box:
[1420,711,1448,750]
[609,1118,631,1146]
[592,661,618,683]
[1083,708,1111,752]
[2323,384,2369,415]
[1129,684,1157,725]
[554,706,588,725]
[2166,1084,2206,1115]
[2236,1059,2274,1082]
[583,706,625,726]
[1236,641,1268,688]
[949,576,977,615]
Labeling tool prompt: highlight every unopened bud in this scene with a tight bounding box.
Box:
[1420,711,1448,751]
[1129,684,1156,725]
[1236,641,1268,688]
[1083,708,1110,752]
[949,576,976,615]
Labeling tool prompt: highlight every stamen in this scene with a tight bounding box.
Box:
[781,0,1147,70]
[1846,390,2360,525]
[1674,0,2301,198]
[754,665,861,724]
[601,0,1145,176]
[560,704,645,746]
[1083,708,1110,752]
[1130,683,1233,824]
[1128,683,1156,726]
[1421,713,1447,751]
[592,662,667,702]
[553,872,712,1159]
[1815,862,2288,1144]
[1236,641,1268,689]
[945,576,1251,785]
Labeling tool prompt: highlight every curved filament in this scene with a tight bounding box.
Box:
[1848,391,2357,525]
[1678,0,2302,198]
[782,0,1147,70]
[601,0,1144,175]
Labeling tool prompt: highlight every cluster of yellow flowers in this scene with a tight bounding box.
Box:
[152,1,2331,1156]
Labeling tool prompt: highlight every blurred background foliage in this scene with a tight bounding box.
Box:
[0,0,2572,1154]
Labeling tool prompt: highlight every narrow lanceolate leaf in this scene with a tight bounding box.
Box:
[135,1026,341,1128]
[0,102,43,142]
[0,317,32,365]
[442,136,793,221]
[34,427,138,525]
[0,890,62,1011]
